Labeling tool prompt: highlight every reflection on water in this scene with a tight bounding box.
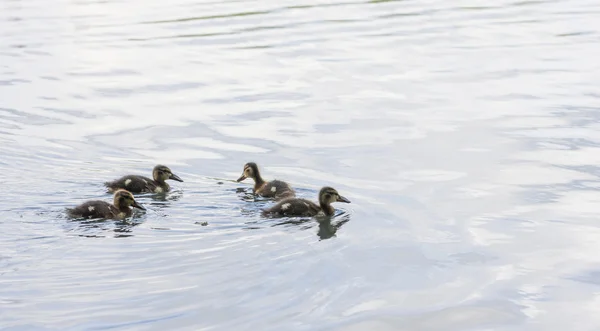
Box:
[65,209,147,238]
[2,0,600,329]
[70,218,143,239]
[149,190,184,204]
[317,213,352,240]
[242,211,350,240]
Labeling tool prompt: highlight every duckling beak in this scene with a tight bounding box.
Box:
[169,173,183,182]
[337,195,351,203]
[236,174,247,182]
[132,200,146,210]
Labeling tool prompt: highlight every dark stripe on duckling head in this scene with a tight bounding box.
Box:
[114,189,145,210]
[237,162,259,182]
[153,165,170,173]
[319,187,351,205]
[153,164,182,183]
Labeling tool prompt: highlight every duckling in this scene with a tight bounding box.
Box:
[262,186,350,217]
[104,164,183,194]
[67,189,146,220]
[236,162,295,200]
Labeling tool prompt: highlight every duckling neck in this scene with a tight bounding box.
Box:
[154,178,169,189]
[115,201,131,212]
[319,201,335,216]
[253,174,266,190]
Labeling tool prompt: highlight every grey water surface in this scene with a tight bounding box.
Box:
[2,0,600,330]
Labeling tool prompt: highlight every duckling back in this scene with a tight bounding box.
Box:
[257,180,295,201]
[67,200,122,219]
[262,197,320,217]
[104,175,158,193]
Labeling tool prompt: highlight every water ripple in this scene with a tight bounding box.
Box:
[2,0,600,329]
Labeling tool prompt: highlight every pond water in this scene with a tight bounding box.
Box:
[2,0,600,330]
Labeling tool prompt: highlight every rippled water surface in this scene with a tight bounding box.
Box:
[2,0,600,330]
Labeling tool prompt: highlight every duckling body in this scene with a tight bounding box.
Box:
[264,198,321,217]
[67,189,145,220]
[68,200,128,219]
[105,175,163,194]
[237,162,295,200]
[255,180,295,200]
[263,186,350,217]
[104,165,183,194]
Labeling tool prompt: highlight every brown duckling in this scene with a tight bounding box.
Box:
[67,189,146,220]
[236,162,295,200]
[104,164,183,194]
[262,186,350,217]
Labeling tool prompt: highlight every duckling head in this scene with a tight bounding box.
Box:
[237,162,260,182]
[152,165,183,183]
[114,189,146,210]
[319,186,351,205]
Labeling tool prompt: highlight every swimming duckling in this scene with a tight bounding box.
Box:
[104,165,183,194]
[236,162,295,200]
[67,189,146,220]
[262,186,350,217]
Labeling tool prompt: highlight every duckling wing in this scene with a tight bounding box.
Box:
[263,198,319,217]
[104,175,156,193]
[258,180,296,200]
[67,200,116,219]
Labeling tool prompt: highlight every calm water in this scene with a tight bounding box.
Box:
[2,0,600,329]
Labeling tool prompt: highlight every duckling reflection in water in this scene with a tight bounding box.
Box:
[67,189,146,220]
[316,214,351,240]
[262,186,350,217]
[236,162,295,200]
[104,164,183,194]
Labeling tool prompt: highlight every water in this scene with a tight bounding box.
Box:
[1,0,600,329]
